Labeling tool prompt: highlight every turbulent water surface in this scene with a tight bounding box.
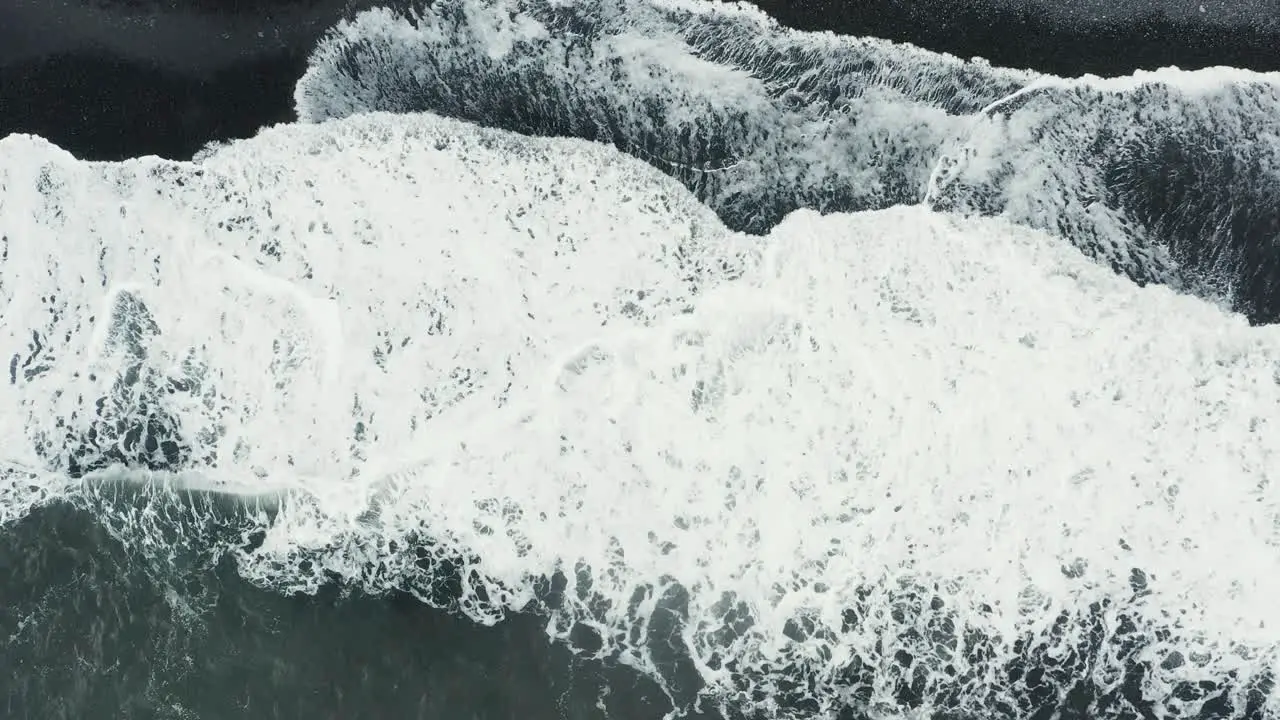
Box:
[3,1,1280,719]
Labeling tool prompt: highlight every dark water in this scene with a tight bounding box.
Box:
[0,0,380,161]
[0,493,710,720]
[752,0,1280,78]
[2,2,1279,719]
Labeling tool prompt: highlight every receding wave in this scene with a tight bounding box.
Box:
[296,0,1280,324]
[929,73,1280,322]
[294,0,1032,234]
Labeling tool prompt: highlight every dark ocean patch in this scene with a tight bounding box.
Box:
[0,0,386,160]
[0,487,711,720]
[748,0,1280,76]
[0,51,306,162]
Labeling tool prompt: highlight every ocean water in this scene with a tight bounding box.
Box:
[2,1,1280,719]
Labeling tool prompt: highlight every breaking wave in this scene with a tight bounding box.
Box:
[297,0,1280,324]
[3,0,1280,718]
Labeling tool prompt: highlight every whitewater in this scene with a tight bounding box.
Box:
[2,0,1280,718]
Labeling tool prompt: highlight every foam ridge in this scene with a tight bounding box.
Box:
[295,0,1280,323]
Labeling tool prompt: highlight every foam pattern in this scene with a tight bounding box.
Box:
[928,73,1280,313]
[295,0,1280,323]
[0,114,749,518]
[3,110,1280,717]
[295,0,1032,234]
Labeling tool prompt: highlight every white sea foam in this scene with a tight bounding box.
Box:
[0,114,749,509]
[928,69,1280,304]
[293,0,1032,236]
[294,0,1280,325]
[2,105,1280,716]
